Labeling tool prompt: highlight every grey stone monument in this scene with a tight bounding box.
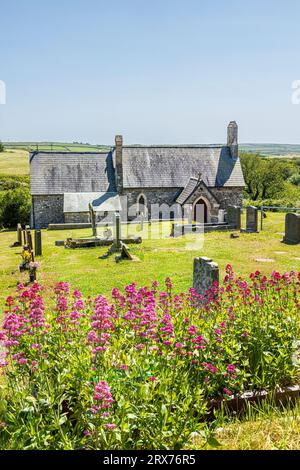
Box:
[114,212,121,249]
[34,230,42,256]
[193,256,219,301]
[227,206,241,230]
[283,212,300,244]
[246,206,258,232]
[17,223,22,246]
[89,203,97,237]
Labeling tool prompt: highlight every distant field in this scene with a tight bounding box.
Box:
[240,143,300,157]
[3,142,110,152]
[3,141,300,157]
[0,149,29,175]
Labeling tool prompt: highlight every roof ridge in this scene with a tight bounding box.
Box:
[122,144,227,149]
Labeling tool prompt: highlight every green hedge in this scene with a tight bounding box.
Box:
[243,199,300,210]
[0,187,31,228]
[0,174,30,191]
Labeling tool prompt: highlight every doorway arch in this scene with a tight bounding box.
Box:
[193,197,209,223]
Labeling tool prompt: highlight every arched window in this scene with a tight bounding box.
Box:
[137,194,146,215]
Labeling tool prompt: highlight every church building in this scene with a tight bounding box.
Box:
[30,121,245,228]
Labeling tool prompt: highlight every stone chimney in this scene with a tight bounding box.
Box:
[115,135,123,193]
[227,121,238,159]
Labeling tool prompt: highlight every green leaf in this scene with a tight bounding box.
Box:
[207,436,222,448]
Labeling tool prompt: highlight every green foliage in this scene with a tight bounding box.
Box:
[240,153,287,200]
[0,187,31,228]
[0,174,30,191]
[288,173,300,186]
[0,142,4,152]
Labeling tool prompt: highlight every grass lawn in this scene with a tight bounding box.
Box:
[0,212,299,305]
[190,401,300,450]
[0,149,29,175]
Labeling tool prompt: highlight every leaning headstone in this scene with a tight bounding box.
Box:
[193,256,219,301]
[283,213,300,244]
[227,206,241,230]
[120,241,133,260]
[34,230,42,256]
[115,241,140,263]
[245,206,258,232]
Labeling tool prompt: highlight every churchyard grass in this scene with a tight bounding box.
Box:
[0,212,299,306]
[189,399,300,450]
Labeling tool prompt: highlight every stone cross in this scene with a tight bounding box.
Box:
[193,256,219,301]
[283,212,300,244]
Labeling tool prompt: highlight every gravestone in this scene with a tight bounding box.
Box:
[17,224,22,245]
[227,206,241,230]
[114,212,121,249]
[89,203,97,237]
[283,213,300,244]
[246,206,258,232]
[193,256,219,301]
[34,230,42,256]
[140,212,144,231]
[218,209,225,223]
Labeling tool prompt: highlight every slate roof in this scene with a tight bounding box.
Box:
[120,146,245,188]
[176,177,199,205]
[30,151,116,195]
[63,192,121,213]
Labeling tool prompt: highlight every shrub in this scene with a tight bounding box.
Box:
[0,267,299,450]
[289,173,300,186]
[0,187,31,228]
[0,141,4,152]
[0,174,30,191]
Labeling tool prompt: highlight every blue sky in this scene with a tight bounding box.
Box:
[1,0,300,144]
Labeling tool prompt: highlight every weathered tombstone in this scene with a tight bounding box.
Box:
[29,265,37,283]
[34,230,42,256]
[218,209,225,223]
[193,256,219,301]
[103,227,113,239]
[227,206,241,230]
[245,206,258,232]
[283,213,300,244]
[22,227,27,245]
[114,212,121,249]
[140,212,144,231]
[17,224,22,246]
[115,241,139,263]
[26,228,34,259]
[89,203,97,237]
[120,241,133,260]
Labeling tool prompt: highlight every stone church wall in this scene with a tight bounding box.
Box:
[122,188,182,220]
[210,187,243,209]
[32,195,64,229]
